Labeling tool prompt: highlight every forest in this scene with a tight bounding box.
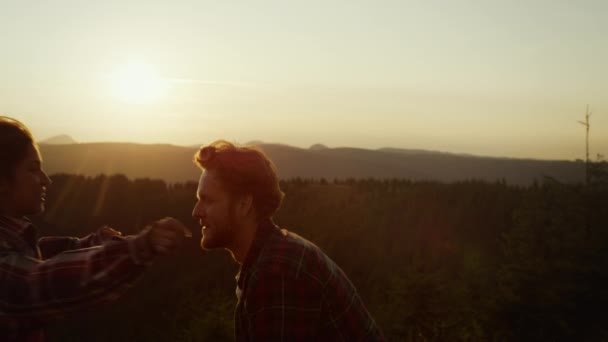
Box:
[35,160,608,341]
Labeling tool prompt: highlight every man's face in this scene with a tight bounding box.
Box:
[1,144,51,217]
[192,169,239,250]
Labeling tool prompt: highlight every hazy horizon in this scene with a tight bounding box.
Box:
[37,133,592,162]
[2,1,607,160]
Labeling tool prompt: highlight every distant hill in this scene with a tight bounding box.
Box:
[40,134,77,145]
[378,147,464,156]
[38,143,585,185]
[309,143,329,150]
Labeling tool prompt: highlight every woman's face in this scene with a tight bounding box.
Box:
[0,144,52,217]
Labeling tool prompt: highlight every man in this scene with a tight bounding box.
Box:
[0,116,191,341]
[191,140,384,341]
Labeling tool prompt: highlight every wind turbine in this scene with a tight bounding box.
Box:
[578,104,592,185]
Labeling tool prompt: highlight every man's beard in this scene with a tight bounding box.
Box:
[201,201,239,250]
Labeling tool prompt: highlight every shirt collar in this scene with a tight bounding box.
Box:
[237,218,277,281]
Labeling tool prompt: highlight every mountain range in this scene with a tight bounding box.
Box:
[37,140,585,185]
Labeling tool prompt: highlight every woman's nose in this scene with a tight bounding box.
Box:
[42,171,52,186]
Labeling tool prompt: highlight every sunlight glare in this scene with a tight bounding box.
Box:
[109,63,168,104]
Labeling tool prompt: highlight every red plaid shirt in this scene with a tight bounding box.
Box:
[0,216,154,342]
[234,219,385,341]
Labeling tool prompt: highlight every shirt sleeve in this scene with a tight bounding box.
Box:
[37,236,78,260]
[38,227,125,259]
[0,234,154,320]
[243,270,323,342]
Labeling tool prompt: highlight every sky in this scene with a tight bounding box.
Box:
[1,0,606,160]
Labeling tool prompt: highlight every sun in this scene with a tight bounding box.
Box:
[109,63,168,104]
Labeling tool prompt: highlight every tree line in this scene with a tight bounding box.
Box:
[36,160,607,341]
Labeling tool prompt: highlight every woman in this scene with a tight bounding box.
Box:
[0,116,190,341]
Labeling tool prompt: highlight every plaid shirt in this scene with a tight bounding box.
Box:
[0,216,153,342]
[234,219,385,342]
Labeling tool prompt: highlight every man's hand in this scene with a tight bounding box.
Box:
[143,217,192,255]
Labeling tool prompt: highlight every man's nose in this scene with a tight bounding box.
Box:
[192,204,204,220]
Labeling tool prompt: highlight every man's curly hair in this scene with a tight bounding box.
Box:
[194,140,284,220]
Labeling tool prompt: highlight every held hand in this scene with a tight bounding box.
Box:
[98,226,123,238]
[145,217,192,255]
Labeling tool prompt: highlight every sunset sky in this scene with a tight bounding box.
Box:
[1,0,606,160]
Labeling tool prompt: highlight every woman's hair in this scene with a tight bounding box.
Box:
[194,140,284,220]
[0,116,35,180]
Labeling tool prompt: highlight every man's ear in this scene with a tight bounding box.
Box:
[237,194,254,218]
